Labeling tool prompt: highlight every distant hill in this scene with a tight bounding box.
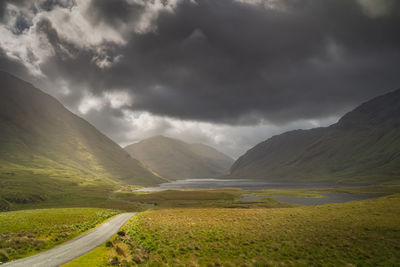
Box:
[125,136,234,180]
[229,88,400,183]
[0,71,163,209]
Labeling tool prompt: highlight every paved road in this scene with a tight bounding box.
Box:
[3,212,136,267]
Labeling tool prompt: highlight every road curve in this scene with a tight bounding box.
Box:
[3,212,136,267]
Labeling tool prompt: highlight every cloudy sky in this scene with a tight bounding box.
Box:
[0,0,399,158]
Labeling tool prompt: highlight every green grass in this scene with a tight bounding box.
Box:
[0,208,119,263]
[62,245,110,267]
[238,183,400,200]
[0,142,157,211]
[0,169,147,211]
[73,194,400,266]
[247,188,324,198]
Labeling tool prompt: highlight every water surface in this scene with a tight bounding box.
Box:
[137,178,347,192]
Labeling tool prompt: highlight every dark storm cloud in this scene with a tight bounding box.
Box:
[0,1,23,21]
[79,0,400,124]
[37,0,76,11]
[2,0,400,125]
[87,0,145,27]
[36,18,80,58]
[0,0,75,34]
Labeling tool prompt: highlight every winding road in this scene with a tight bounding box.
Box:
[3,212,136,267]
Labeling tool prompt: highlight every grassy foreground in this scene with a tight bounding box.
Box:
[67,194,400,266]
[0,208,118,263]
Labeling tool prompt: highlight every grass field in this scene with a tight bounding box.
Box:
[67,194,400,266]
[0,208,119,263]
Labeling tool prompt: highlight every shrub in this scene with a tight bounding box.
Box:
[117,231,126,236]
[0,250,9,262]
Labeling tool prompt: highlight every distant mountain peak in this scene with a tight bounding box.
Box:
[125,136,234,180]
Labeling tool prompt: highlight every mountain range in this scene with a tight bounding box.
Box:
[125,135,234,180]
[2,69,400,210]
[228,88,400,183]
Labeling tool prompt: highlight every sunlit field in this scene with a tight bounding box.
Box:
[66,195,400,266]
[0,208,118,263]
[0,170,146,211]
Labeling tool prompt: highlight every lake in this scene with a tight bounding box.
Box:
[136,178,379,205]
[137,178,359,192]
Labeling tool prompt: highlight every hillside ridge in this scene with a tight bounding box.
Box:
[229,88,400,183]
[0,71,163,209]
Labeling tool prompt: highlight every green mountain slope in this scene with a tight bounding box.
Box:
[229,88,400,183]
[124,136,234,180]
[0,71,163,209]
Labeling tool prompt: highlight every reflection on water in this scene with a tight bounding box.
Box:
[137,178,347,192]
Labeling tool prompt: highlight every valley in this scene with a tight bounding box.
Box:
[1,0,400,265]
[0,72,399,266]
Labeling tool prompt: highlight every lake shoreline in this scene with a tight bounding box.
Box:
[135,178,382,206]
[136,178,370,192]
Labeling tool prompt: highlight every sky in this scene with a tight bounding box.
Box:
[0,0,399,158]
